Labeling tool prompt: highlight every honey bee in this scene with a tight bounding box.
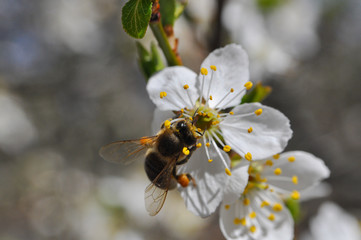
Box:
[99,118,201,216]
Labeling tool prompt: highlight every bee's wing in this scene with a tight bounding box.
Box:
[144,159,177,216]
[99,136,157,165]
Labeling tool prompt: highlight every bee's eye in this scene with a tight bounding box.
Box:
[176,121,186,130]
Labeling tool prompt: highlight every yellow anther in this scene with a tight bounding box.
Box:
[249,226,256,233]
[265,160,273,166]
[183,84,189,89]
[248,127,253,133]
[273,154,280,159]
[240,218,247,226]
[207,112,213,118]
[208,159,213,163]
[292,175,298,185]
[261,201,270,208]
[273,203,283,212]
[217,114,220,118]
[243,198,250,206]
[164,120,171,129]
[209,95,213,100]
[225,205,230,210]
[223,145,231,152]
[288,156,296,162]
[197,128,202,132]
[189,117,193,121]
[249,211,256,219]
[291,190,300,200]
[225,168,232,176]
[206,142,210,147]
[229,111,234,115]
[274,168,282,175]
[254,108,263,116]
[183,147,190,155]
[210,65,217,71]
[268,214,275,221]
[244,81,253,90]
[233,218,242,225]
[230,88,234,93]
[159,91,167,98]
[245,152,252,161]
[196,143,202,148]
[200,67,208,75]
[270,188,274,192]
[180,108,184,113]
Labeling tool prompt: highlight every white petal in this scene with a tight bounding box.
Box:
[262,151,330,193]
[261,206,294,240]
[309,202,361,240]
[219,201,245,240]
[223,162,249,204]
[150,109,174,135]
[178,145,230,218]
[220,103,292,160]
[299,182,332,202]
[147,66,199,111]
[198,44,250,109]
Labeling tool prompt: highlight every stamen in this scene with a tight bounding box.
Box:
[254,108,263,116]
[213,88,235,109]
[273,154,280,159]
[274,168,282,175]
[265,160,273,166]
[243,198,250,206]
[196,143,202,148]
[215,87,247,109]
[209,95,213,100]
[205,69,215,107]
[210,136,231,175]
[249,211,256,219]
[249,226,256,233]
[159,91,167,99]
[229,111,234,115]
[225,204,230,210]
[200,67,208,75]
[245,152,252,161]
[292,176,298,185]
[244,81,253,90]
[206,142,210,147]
[260,201,270,208]
[273,203,283,212]
[223,145,231,152]
[291,190,300,200]
[233,218,242,225]
[268,214,275,221]
[182,147,190,155]
[164,120,171,129]
[240,218,247,226]
[288,156,296,162]
[210,65,217,71]
[248,127,253,133]
[183,84,189,89]
[208,159,213,163]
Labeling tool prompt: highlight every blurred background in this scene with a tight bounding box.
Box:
[0,0,360,239]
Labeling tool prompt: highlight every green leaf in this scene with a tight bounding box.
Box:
[241,82,272,104]
[174,0,187,19]
[159,0,176,27]
[257,0,287,12]
[122,0,152,39]
[136,41,165,79]
[285,198,301,223]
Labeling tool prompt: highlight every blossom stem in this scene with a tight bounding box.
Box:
[149,22,182,66]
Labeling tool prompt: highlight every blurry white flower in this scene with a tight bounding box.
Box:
[222,0,322,80]
[147,44,292,217]
[0,92,37,154]
[219,151,330,239]
[301,202,361,240]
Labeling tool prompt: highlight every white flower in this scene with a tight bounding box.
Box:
[147,44,292,217]
[222,0,322,79]
[301,202,361,240]
[219,151,330,240]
